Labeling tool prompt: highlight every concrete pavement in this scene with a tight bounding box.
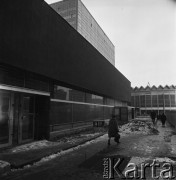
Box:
[1,118,176,180]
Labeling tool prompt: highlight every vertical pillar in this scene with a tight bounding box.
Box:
[151,93,152,110]
[145,94,146,115]
[157,94,159,114]
[169,93,171,111]
[71,103,73,128]
[163,94,165,114]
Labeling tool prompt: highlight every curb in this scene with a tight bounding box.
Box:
[1,132,106,174]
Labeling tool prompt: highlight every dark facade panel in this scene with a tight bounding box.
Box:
[0,0,131,102]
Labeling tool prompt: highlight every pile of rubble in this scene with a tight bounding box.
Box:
[119,119,158,136]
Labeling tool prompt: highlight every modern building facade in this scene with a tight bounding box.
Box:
[50,0,115,66]
[131,85,176,115]
[0,0,130,148]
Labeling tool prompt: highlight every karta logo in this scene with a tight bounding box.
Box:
[103,158,175,179]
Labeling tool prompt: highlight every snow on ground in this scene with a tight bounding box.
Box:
[9,119,154,153]
[8,132,102,153]
[154,157,176,164]
[12,135,106,171]
[57,132,101,144]
[0,160,10,168]
[9,140,61,153]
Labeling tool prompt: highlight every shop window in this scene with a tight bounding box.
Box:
[131,96,135,107]
[70,89,85,102]
[158,95,164,107]
[140,95,145,107]
[53,85,71,101]
[146,95,151,107]
[135,96,140,107]
[152,95,157,107]
[170,95,176,107]
[164,94,170,107]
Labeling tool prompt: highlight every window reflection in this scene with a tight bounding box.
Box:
[0,92,10,144]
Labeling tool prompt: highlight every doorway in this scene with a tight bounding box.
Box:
[13,93,35,144]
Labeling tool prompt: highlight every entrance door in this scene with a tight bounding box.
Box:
[13,93,35,144]
[0,90,12,148]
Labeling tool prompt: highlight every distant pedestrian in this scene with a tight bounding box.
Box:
[150,111,156,125]
[161,113,167,127]
[108,112,120,145]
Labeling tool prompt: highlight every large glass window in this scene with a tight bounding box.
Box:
[114,100,122,107]
[146,95,151,107]
[140,95,145,107]
[91,95,103,104]
[54,85,108,105]
[170,95,176,107]
[50,101,72,125]
[158,94,164,107]
[53,85,71,101]
[106,98,114,106]
[131,96,135,107]
[49,101,113,132]
[85,93,103,104]
[164,94,170,107]
[152,95,157,107]
[135,96,140,107]
[70,89,85,102]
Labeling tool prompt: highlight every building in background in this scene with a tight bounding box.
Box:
[50,0,115,66]
[131,85,176,115]
[0,0,130,148]
[131,85,176,129]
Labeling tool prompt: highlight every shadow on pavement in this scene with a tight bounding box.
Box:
[79,146,131,177]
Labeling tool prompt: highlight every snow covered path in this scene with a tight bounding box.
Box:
[1,118,176,180]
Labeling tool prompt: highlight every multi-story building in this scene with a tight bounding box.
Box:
[0,0,130,148]
[50,0,115,66]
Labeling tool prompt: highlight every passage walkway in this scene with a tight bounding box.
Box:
[1,118,176,180]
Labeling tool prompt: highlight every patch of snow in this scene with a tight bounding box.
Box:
[9,132,103,153]
[9,140,61,153]
[0,160,10,168]
[11,135,104,171]
[154,157,176,164]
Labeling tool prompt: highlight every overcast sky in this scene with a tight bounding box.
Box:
[45,0,176,88]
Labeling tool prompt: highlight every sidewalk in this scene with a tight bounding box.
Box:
[1,118,176,179]
[0,130,105,175]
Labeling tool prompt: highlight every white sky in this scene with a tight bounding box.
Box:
[45,0,176,88]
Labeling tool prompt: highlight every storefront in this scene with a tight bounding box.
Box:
[0,0,131,148]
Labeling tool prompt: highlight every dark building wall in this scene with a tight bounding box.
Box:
[0,0,131,102]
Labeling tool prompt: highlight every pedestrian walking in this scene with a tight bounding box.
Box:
[108,112,120,145]
[161,113,167,127]
[150,111,156,126]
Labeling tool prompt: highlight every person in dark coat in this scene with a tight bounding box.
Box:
[108,114,120,145]
[161,113,167,127]
[150,111,156,125]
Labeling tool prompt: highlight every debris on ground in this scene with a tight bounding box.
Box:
[119,119,159,136]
